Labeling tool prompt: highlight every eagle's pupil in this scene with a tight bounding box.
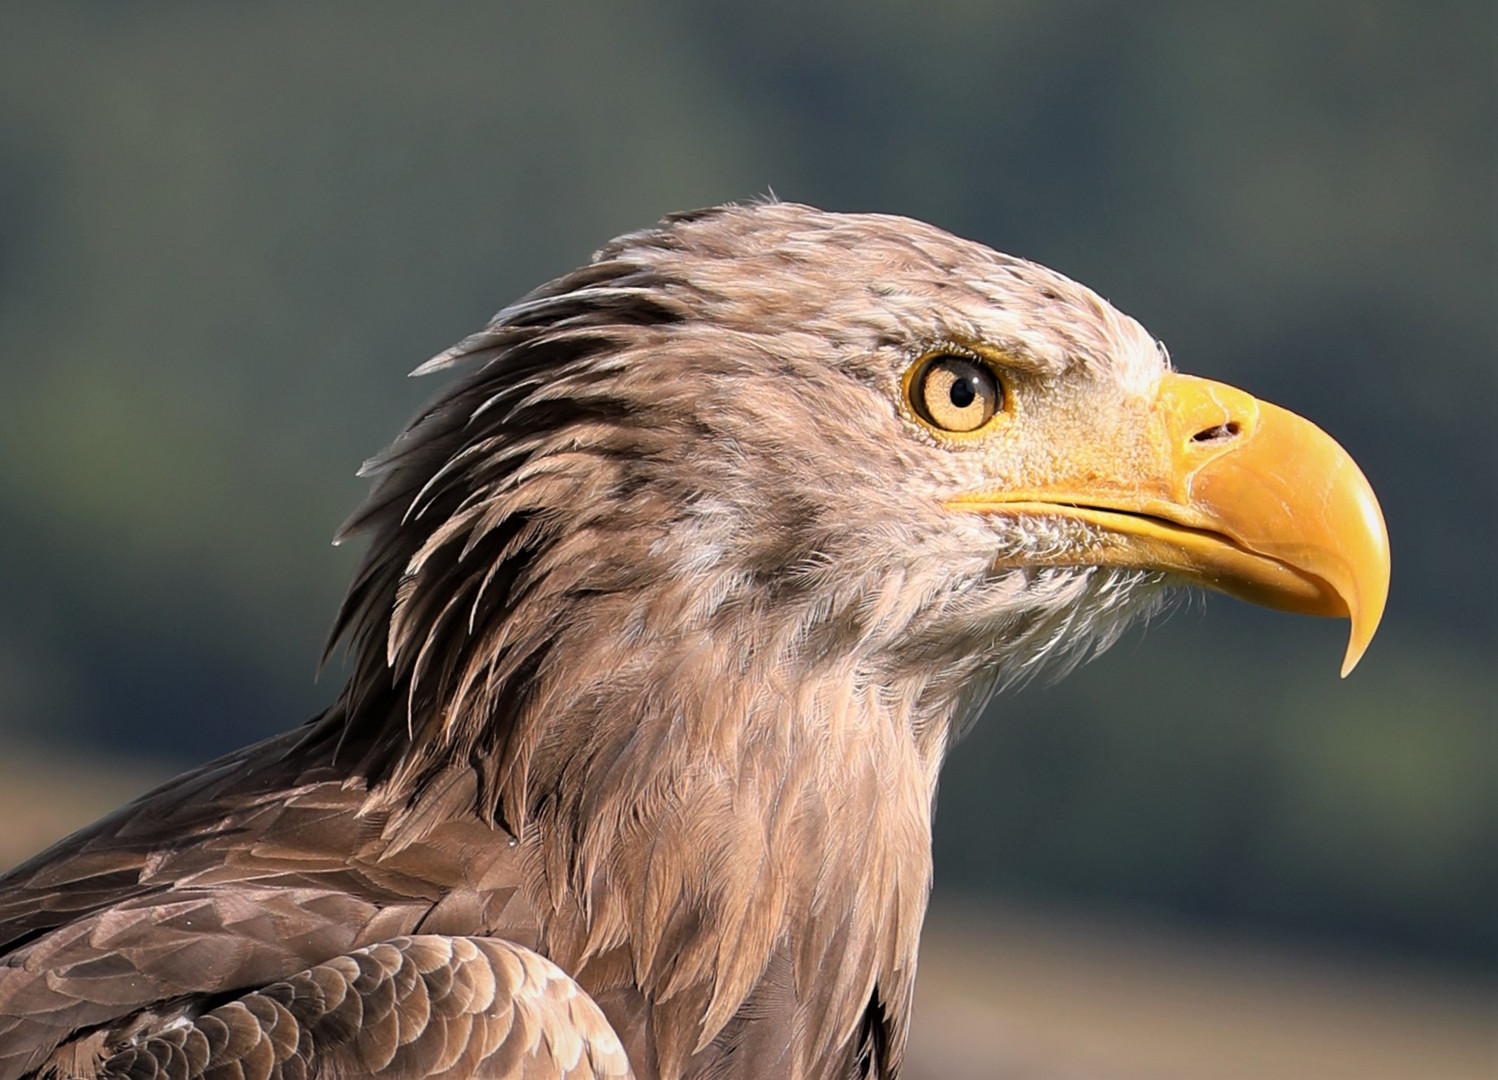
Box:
[949,377,976,409]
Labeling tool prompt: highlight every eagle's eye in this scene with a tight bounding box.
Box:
[911,353,1001,433]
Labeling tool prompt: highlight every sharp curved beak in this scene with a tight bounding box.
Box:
[949,373,1390,676]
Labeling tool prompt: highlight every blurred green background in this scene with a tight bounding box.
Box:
[0,0,1491,983]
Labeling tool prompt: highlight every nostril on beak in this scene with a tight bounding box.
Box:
[1192,421,1241,443]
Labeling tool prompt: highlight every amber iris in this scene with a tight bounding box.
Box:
[913,354,1000,432]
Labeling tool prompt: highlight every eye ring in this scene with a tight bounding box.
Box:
[907,352,1003,435]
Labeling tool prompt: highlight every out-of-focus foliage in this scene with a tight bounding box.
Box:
[0,2,1491,970]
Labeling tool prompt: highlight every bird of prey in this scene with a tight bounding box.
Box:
[0,203,1388,1080]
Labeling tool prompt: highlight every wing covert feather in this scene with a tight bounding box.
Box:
[96,936,632,1080]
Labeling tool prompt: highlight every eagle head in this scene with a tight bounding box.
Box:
[322,201,1388,1075]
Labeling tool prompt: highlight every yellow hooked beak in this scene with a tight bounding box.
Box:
[949,373,1390,676]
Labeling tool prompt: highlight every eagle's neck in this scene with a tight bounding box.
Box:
[504,621,955,1079]
[340,565,967,1079]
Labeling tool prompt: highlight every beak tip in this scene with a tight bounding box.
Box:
[1338,584,1387,679]
[1340,521,1390,680]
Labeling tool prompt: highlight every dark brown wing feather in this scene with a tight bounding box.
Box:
[0,727,548,1080]
[98,936,632,1080]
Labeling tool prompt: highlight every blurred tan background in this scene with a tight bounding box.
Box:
[0,3,1492,1076]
